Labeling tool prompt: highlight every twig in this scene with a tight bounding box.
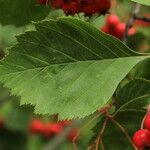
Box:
[135,15,150,23]
[100,139,105,150]
[123,3,141,43]
[95,118,109,150]
[73,142,78,150]
[140,113,148,129]
[110,118,138,150]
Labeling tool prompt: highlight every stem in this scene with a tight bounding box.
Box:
[100,139,105,150]
[73,142,78,150]
[141,113,148,129]
[110,118,138,150]
[95,118,109,150]
[123,3,141,43]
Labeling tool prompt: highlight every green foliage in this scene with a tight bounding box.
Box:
[0,24,25,47]
[116,79,150,112]
[0,100,32,132]
[131,0,150,6]
[0,0,149,149]
[0,18,148,119]
[90,79,150,149]
[130,59,150,80]
[0,0,50,26]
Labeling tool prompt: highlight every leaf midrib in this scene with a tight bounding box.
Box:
[1,56,144,76]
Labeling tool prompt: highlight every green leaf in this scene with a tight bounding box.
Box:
[116,79,150,113]
[131,0,150,6]
[0,24,25,47]
[0,18,149,119]
[0,100,32,132]
[0,0,50,26]
[130,59,150,80]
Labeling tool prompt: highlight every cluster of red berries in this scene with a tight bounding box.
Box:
[133,113,150,150]
[29,119,79,142]
[102,14,136,40]
[37,0,111,15]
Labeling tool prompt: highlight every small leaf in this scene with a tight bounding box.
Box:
[116,79,150,113]
[130,59,150,80]
[0,18,149,119]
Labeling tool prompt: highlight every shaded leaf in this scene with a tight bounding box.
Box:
[116,79,150,112]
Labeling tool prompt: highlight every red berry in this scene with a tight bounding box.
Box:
[50,0,63,8]
[144,113,150,130]
[128,27,136,36]
[80,0,99,15]
[101,25,110,34]
[68,129,79,142]
[61,0,80,14]
[0,117,4,128]
[29,119,44,134]
[43,123,63,137]
[133,129,150,150]
[37,0,49,5]
[106,15,119,27]
[113,22,126,40]
[98,0,111,14]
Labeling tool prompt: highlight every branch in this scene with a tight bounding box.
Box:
[95,118,109,150]
[135,15,150,23]
[123,3,141,43]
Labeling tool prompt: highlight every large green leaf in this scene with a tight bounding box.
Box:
[115,79,150,114]
[0,0,50,26]
[0,18,149,119]
[131,0,150,6]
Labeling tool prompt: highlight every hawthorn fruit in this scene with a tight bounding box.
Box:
[144,113,150,131]
[30,119,44,134]
[37,0,49,5]
[132,129,150,150]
